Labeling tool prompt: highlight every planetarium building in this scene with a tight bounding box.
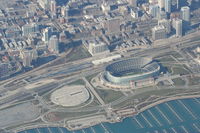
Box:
[103,58,160,87]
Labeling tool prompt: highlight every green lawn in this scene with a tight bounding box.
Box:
[172,67,190,75]
[95,88,124,104]
[67,45,91,62]
[172,78,186,86]
[68,79,85,85]
[156,56,176,62]
[188,76,200,85]
[86,73,98,82]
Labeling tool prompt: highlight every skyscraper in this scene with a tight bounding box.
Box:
[20,48,38,67]
[176,0,179,9]
[164,0,171,13]
[181,6,190,22]
[61,6,69,17]
[50,0,56,17]
[149,0,157,4]
[158,19,171,33]
[127,0,137,7]
[158,0,165,9]
[131,8,139,19]
[149,4,160,18]
[88,40,109,56]
[152,25,167,40]
[175,19,182,37]
[38,0,49,9]
[48,35,59,54]
[22,23,39,37]
[104,17,121,34]
[159,10,167,20]
[42,27,52,43]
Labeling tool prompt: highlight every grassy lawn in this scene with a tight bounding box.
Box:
[156,56,176,62]
[44,110,100,122]
[68,79,85,85]
[86,73,98,82]
[95,88,124,104]
[188,76,200,85]
[112,88,187,109]
[154,51,182,59]
[172,78,186,86]
[172,67,190,75]
[161,63,190,75]
[67,45,91,62]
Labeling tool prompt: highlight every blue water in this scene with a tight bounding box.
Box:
[19,98,200,133]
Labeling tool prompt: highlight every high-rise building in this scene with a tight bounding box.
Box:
[152,25,167,40]
[176,0,179,9]
[50,0,56,17]
[130,8,139,19]
[164,0,171,13]
[159,10,167,20]
[22,23,39,36]
[104,17,121,34]
[38,0,49,9]
[175,19,182,37]
[88,40,109,56]
[59,31,67,42]
[127,0,137,7]
[181,6,190,22]
[149,0,158,4]
[20,48,38,67]
[158,19,171,33]
[48,35,59,54]
[101,2,111,13]
[149,4,160,18]
[61,6,69,17]
[42,27,52,43]
[158,0,165,9]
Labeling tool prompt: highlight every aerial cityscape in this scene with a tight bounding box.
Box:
[0,0,200,132]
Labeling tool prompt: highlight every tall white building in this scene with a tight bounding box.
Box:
[176,0,179,9]
[149,4,160,18]
[48,35,59,54]
[158,19,171,33]
[42,27,52,43]
[20,48,38,67]
[38,0,49,9]
[88,40,109,56]
[127,0,137,7]
[149,0,158,4]
[158,10,167,20]
[164,0,171,13]
[181,6,190,22]
[152,25,167,40]
[22,23,39,37]
[50,0,57,17]
[61,6,69,17]
[130,8,139,19]
[158,0,165,8]
[175,19,182,37]
[101,2,110,13]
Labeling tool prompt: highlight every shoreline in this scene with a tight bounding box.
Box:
[14,94,200,132]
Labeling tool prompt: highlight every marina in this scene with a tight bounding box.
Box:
[18,98,200,133]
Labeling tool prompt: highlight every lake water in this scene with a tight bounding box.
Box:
[19,98,200,133]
